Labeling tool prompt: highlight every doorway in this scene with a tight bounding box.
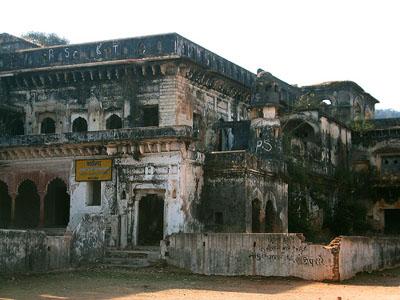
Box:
[138,194,164,245]
[252,198,261,233]
[265,201,274,232]
[384,209,400,234]
[15,180,40,228]
[44,178,70,227]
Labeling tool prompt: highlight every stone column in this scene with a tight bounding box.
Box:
[10,192,16,226]
[38,190,46,227]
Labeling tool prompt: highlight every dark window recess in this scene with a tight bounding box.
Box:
[87,181,101,206]
[106,114,123,129]
[193,112,201,137]
[252,199,261,233]
[0,181,11,228]
[385,209,400,234]
[15,180,40,228]
[44,178,70,227]
[265,201,274,232]
[215,212,223,225]
[143,106,159,126]
[72,117,88,132]
[9,119,24,135]
[381,156,400,174]
[41,117,56,134]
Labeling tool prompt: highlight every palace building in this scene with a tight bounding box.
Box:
[0,32,399,261]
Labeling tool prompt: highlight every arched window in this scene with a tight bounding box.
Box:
[265,201,274,232]
[106,114,122,130]
[15,180,40,228]
[44,178,70,227]
[0,181,11,228]
[41,117,56,134]
[72,117,88,133]
[252,199,261,233]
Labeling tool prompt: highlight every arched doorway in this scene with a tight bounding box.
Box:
[0,181,11,228]
[252,198,261,233]
[72,117,88,133]
[44,178,70,227]
[106,114,122,129]
[41,117,56,134]
[138,194,164,245]
[265,201,274,232]
[15,180,40,228]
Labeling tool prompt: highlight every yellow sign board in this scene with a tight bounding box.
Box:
[75,159,113,182]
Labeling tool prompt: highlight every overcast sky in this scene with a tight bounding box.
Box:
[1,0,399,109]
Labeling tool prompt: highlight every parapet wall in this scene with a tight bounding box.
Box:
[339,236,400,280]
[165,233,337,281]
[164,233,400,281]
[0,214,106,273]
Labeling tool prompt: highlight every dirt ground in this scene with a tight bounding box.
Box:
[0,265,400,300]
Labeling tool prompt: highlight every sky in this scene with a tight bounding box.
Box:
[1,0,399,110]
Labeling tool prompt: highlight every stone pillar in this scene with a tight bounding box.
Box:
[132,196,140,246]
[10,192,16,226]
[38,190,46,227]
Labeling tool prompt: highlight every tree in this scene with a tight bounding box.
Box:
[21,32,69,46]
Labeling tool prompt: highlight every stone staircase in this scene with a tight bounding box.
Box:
[102,246,161,268]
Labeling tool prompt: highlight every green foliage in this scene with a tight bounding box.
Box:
[351,120,375,132]
[293,93,321,110]
[21,31,69,46]
[331,168,372,235]
[288,186,314,238]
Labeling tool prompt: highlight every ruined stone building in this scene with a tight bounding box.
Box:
[0,32,399,255]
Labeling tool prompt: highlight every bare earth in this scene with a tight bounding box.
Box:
[1,265,400,300]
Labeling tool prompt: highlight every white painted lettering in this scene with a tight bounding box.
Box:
[48,49,54,61]
[113,43,119,54]
[96,43,102,56]
[64,48,70,58]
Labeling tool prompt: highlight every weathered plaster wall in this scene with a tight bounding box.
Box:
[165,233,336,281]
[70,214,106,265]
[165,233,400,281]
[0,215,106,273]
[69,156,112,230]
[339,236,400,280]
[199,151,287,233]
[0,230,47,273]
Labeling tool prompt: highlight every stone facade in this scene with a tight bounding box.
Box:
[0,32,399,273]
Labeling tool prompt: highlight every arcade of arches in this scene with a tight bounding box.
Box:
[251,198,275,233]
[0,178,70,229]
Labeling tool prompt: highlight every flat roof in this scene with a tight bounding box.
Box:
[0,33,255,88]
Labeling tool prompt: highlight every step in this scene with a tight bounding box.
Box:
[42,227,66,236]
[105,248,160,261]
[102,257,151,267]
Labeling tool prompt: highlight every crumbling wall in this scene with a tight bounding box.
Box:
[165,233,400,281]
[70,214,106,265]
[339,236,400,280]
[0,230,47,273]
[165,233,336,281]
[0,215,106,273]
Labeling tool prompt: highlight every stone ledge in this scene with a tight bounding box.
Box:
[0,125,193,148]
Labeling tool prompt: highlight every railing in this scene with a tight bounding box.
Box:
[0,125,193,148]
